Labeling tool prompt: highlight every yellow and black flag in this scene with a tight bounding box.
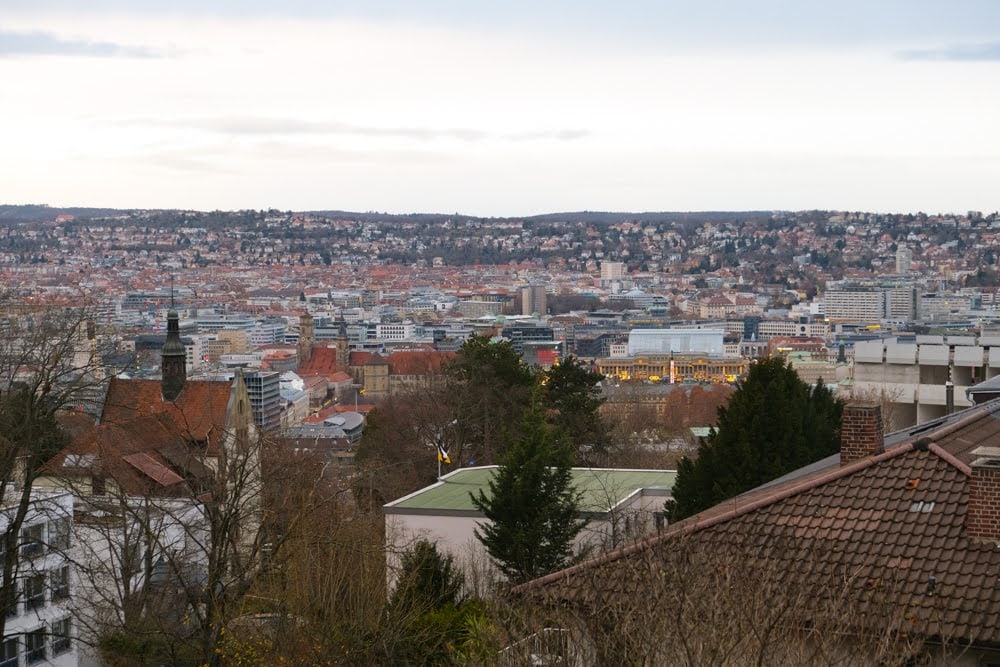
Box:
[437,446,451,464]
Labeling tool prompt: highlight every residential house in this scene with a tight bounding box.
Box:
[36,309,258,658]
[512,402,1000,665]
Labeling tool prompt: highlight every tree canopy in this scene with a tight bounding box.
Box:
[541,355,608,463]
[668,356,843,521]
[471,397,585,585]
[445,334,536,464]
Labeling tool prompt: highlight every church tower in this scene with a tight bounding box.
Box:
[336,319,350,369]
[161,308,187,401]
[297,311,314,363]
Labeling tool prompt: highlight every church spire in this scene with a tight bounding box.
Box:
[161,297,186,401]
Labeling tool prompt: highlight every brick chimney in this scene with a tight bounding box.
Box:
[840,403,884,466]
[968,447,1000,541]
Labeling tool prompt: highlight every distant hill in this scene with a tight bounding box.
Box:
[0,204,781,226]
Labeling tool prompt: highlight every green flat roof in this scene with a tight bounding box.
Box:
[386,467,676,514]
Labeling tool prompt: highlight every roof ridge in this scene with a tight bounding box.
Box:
[514,442,916,594]
[927,442,973,476]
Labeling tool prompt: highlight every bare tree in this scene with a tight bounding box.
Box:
[0,296,115,642]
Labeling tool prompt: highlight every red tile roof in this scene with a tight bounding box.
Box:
[298,346,340,374]
[100,377,232,444]
[515,401,1000,648]
[386,350,455,376]
[44,412,200,496]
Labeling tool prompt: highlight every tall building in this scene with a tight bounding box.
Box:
[244,370,282,432]
[521,285,547,316]
[823,288,884,322]
[601,261,626,282]
[896,245,913,274]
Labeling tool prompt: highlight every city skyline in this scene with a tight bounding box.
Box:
[2,1,999,216]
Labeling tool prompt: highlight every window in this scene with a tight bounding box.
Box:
[25,628,45,664]
[0,637,17,667]
[5,583,17,619]
[25,574,45,611]
[48,517,70,551]
[51,618,71,655]
[20,524,43,559]
[51,566,70,601]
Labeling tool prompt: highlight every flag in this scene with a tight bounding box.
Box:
[437,446,451,464]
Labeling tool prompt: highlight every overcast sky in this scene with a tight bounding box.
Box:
[2,1,998,216]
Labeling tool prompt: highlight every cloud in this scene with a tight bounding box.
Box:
[899,41,1000,61]
[121,116,590,143]
[0,29,160,58]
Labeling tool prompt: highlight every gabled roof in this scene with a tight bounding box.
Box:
[100,377,232,444]
[386,350,455,376]
[515,400,1000,647]
[298,346,339,374]
[43,412,200,497]
[365,352,388,366]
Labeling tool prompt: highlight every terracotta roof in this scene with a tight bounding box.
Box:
[515,401,1000,648]
[43,412,200,497]
[100,377,232,444]
[349,351,372,367]
[386,350,455,376]
[298,347,339,374]
[365,352,388,366]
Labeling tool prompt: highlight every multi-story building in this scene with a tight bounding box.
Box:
[895,245,913,273]
[597,353,747,384]
[244,370,282,432]
[2,490,78,667]
[249,322,287,348]
[521,285,547,317]
[501,322,555,355]
[851,333,1000,428]
[626,329,725,357]
[823,288,884,322]
[194,314,256,334]
[600,261,626,283]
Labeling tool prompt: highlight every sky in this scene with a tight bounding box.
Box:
[2,1,999,217]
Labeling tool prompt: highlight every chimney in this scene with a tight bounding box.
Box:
[840,403,884,466]
[968,447,1000,541]
[946,381,955,415]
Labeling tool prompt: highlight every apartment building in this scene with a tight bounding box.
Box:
[851,334,1000,428]
[2,491,78,667]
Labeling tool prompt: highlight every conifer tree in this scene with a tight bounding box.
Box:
[542,355,608,463]
[668,356,843,521]
[471,397,585,585]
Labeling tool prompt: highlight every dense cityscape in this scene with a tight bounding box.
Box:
[3,202,1000,665]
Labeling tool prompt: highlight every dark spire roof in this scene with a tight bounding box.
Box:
[161,307,186,401]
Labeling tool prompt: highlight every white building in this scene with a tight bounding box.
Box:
[851,334,1000,428]
[2,490,78,667]
[384,467,675,594]
[626,329,724,357]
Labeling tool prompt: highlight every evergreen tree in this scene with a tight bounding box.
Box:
[387,540,472,665]
[470,398,585,585]
[541,355,608,463]
[446,334,536,463]
[668,356,843,521]
[389,539,464,612]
